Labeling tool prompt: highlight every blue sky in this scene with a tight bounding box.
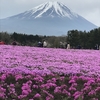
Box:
[0,0,100,26]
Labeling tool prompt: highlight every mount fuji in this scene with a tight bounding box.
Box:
[0,1,98,36]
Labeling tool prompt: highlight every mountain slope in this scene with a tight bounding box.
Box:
[0,1,98,36]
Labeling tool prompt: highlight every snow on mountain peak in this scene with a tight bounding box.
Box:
[1,1,97,36]
[23,1,78,19]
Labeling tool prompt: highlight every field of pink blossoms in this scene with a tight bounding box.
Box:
[0,45,100,100]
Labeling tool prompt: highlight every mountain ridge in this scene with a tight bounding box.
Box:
[0,1,98,36]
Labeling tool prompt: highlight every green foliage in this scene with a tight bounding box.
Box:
[0,27,100,48]
[0,32,11,44]
[67,27,100,49]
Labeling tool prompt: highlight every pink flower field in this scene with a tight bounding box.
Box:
[0,45,100,100]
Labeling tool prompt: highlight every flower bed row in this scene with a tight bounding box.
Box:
[0,45,100,77]
[0,45,100,99]
[0,72,100,100]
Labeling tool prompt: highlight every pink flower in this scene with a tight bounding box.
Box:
[0,74,6,81]
[22,90,29,95]
[15,74,23,81]
[32,85,39,89]
[54,87,61,93]
[61,84,67,89]
[82,86,91,92]
[46,96,51,100]
[43,90,54,99]
[69,86,76,91]
[10,84,15,88]
[51,78,56,83]
[62,89,71,96]
[22,83,30,90]
[69,79,75,84]
[71,83,77,87]
[18,94,27,99]
[34,93,41,98]
[0,86,6,93]
[95,87,100,92]
[73,91,82,97]
[74,94,81,100]
[27,80,32,84]
[88,90,96,96]
[59,76,65,81]
[0,93,5,99]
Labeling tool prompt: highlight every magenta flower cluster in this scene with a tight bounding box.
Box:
[0,73,100,99]
[0,45,100,99]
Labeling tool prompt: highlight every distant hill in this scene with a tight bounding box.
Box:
[0,1,98,36]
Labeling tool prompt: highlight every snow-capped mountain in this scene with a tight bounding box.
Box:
[10,1,78,19]
[0,1,98,36]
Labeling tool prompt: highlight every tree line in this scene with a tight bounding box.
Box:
[67,27,100,49]
[0,32,67,48]
[0,27,100,49]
